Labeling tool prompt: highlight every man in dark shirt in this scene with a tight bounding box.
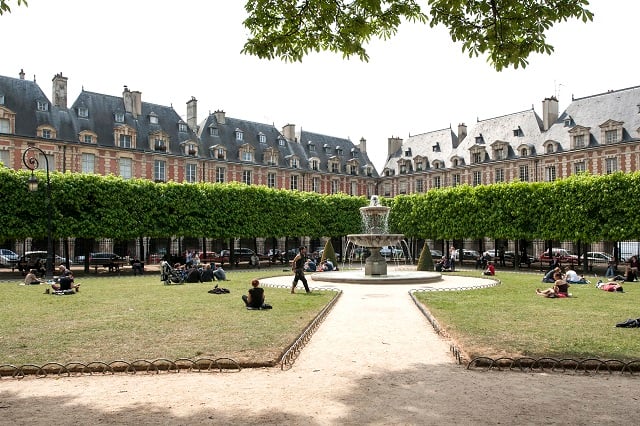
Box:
[242,279,265,309]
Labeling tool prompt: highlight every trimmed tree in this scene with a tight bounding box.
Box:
[320,239,338,266]
[416,243,434,272]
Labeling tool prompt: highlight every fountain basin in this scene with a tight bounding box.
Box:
[311,269,442,285]
[347,233,405,248]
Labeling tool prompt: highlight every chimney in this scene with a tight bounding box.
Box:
[186,96,197,131]
[282,123,296,142]
[213,110,226,125]
[458,123,467,142]
[358,137,367,153]
[122,86,142,118]
[19,69,25,80]
[387,136,403,158]
[52,73,68,109]
[542,96,559,131]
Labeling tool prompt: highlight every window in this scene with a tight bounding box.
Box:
[404,148,412,157]
[331,162,339,173]
[367,183,375,199]
[495,168,505,183]
[400,164,407,174]
[416,160,423,171]
[81,153,95,174]
[120,134,132,148]
[519,165,529,182]
[311,159,319,171]
[0,118,9,133]
[383,182,391,197]
[242,170,252,185]
[605,157,618,174]
[574,161,586,174]
[216,167,225,183]
[545,165,556,182]
[546,144,554,154]
[42,129,51,139]
[186,144,197,156]
[268,173,276,188]
[513,127,523,137]
[83,134,93,143]
[217,147,225,160]
[472,171,482,186]
[433,161,442,169]
[336,147,343,155]
[452,174,460,187]
[308,143,315,152]
[178,123,187,132]
[154,160,166,182]
[235,129,243,141]
[78,107,88,118]
[0,94,4,105]
[119,158,132,179]
[0,150,9,166]
[453,159,459,167]
[416,179,424,193]
[399,181,407,194]
[154,138,166,151]
[350,182,358,196]
[37,100,48,111]
[472,152,482,163]
[278,137,285,146]
[242,151,253,161]
[475,135,484,144]
[574,134,585,148]
[432,143,440,152]
[605,129,618,144]
[331,180,339,194]
[115,112,124,122]
[433,176,441,189]
[520,147,528,157]
[209,127,218,136]
[494,147,504,160]
[259,133,266,144]
[186,163,197,183]
[149,113,158,124]
[290,175,298,190]
[291,157,298,168]
[312,177,320,193]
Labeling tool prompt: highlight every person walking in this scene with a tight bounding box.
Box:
[291,246,311,294]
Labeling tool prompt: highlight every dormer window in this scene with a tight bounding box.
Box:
[187,144,197,156]
[324,144,330,153]
[154,138,167,151]
[365,166,372,177]
[433,160,443,169]
[600,120,623,144]
[520,147,528,157]
[472,152,482,163]
[278,137,285,146]
[149,112,159,124]
[432,143,440,152]
[351,148,358,158]
[209,126,218,136]
[258,133,266,144]
[400,164,407,174]
[545,143,555,154]
[178,122,187,132]
[475,134,484,144]
[37,100,49,111]
[213,147,225,160]
[513,126,523,137]
[309,143,316,152]
[0,94,4,105]
[311,159,319,170]
[235,129,244,141]
[78,106,89,118]
[415,160,423,171]
[115,112,125,123]
[290,157,299,168]
[404,148,412,157]
[42,129,51,139]
[336,146,343,155]
[564,116,574,127]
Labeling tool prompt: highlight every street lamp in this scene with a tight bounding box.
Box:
[22,146,53,279]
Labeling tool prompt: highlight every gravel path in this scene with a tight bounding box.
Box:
[1,273,639,425]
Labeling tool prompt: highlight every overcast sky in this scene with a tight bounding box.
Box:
[1,0,635,171]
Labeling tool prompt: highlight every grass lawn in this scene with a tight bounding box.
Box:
[0,270,336,366]
[414,270,640,361]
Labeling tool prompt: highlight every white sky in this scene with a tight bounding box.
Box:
[1,0,636,171]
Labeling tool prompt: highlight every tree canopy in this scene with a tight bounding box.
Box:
[242,0,594,71]
[0,0,26,15]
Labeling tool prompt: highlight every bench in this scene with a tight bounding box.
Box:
[89,260,125,274]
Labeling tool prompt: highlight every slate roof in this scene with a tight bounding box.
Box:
[299,130,378,176]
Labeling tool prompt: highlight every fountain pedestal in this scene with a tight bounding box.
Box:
[364,247,387,276]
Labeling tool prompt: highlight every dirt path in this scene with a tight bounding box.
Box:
[1,274,639,425]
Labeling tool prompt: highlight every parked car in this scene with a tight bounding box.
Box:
[0,248,19,268]
[17,251,67,274]
[380,246,404,258]
[89,252,124,269]
[430,249,443,259]
[585,252,614,264]
[462,249,481,261]
[538,248,578,263]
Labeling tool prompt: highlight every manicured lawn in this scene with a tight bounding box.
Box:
[0,270,336,366]
[414,271,640,361]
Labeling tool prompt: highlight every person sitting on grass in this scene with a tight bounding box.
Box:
[541,267,561,283]
[536,272,570,298]
[24,269,44,285]
[242,279,267,309]
[564,267,589,284]
[212,263,228,281]
[483,261,496,276]
[51,270,80,293]
[199,263,215,282]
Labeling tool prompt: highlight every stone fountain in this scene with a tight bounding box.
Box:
[312,195,442,284]
[347,195,404,276]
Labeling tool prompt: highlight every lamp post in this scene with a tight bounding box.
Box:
[22,146,53,279]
